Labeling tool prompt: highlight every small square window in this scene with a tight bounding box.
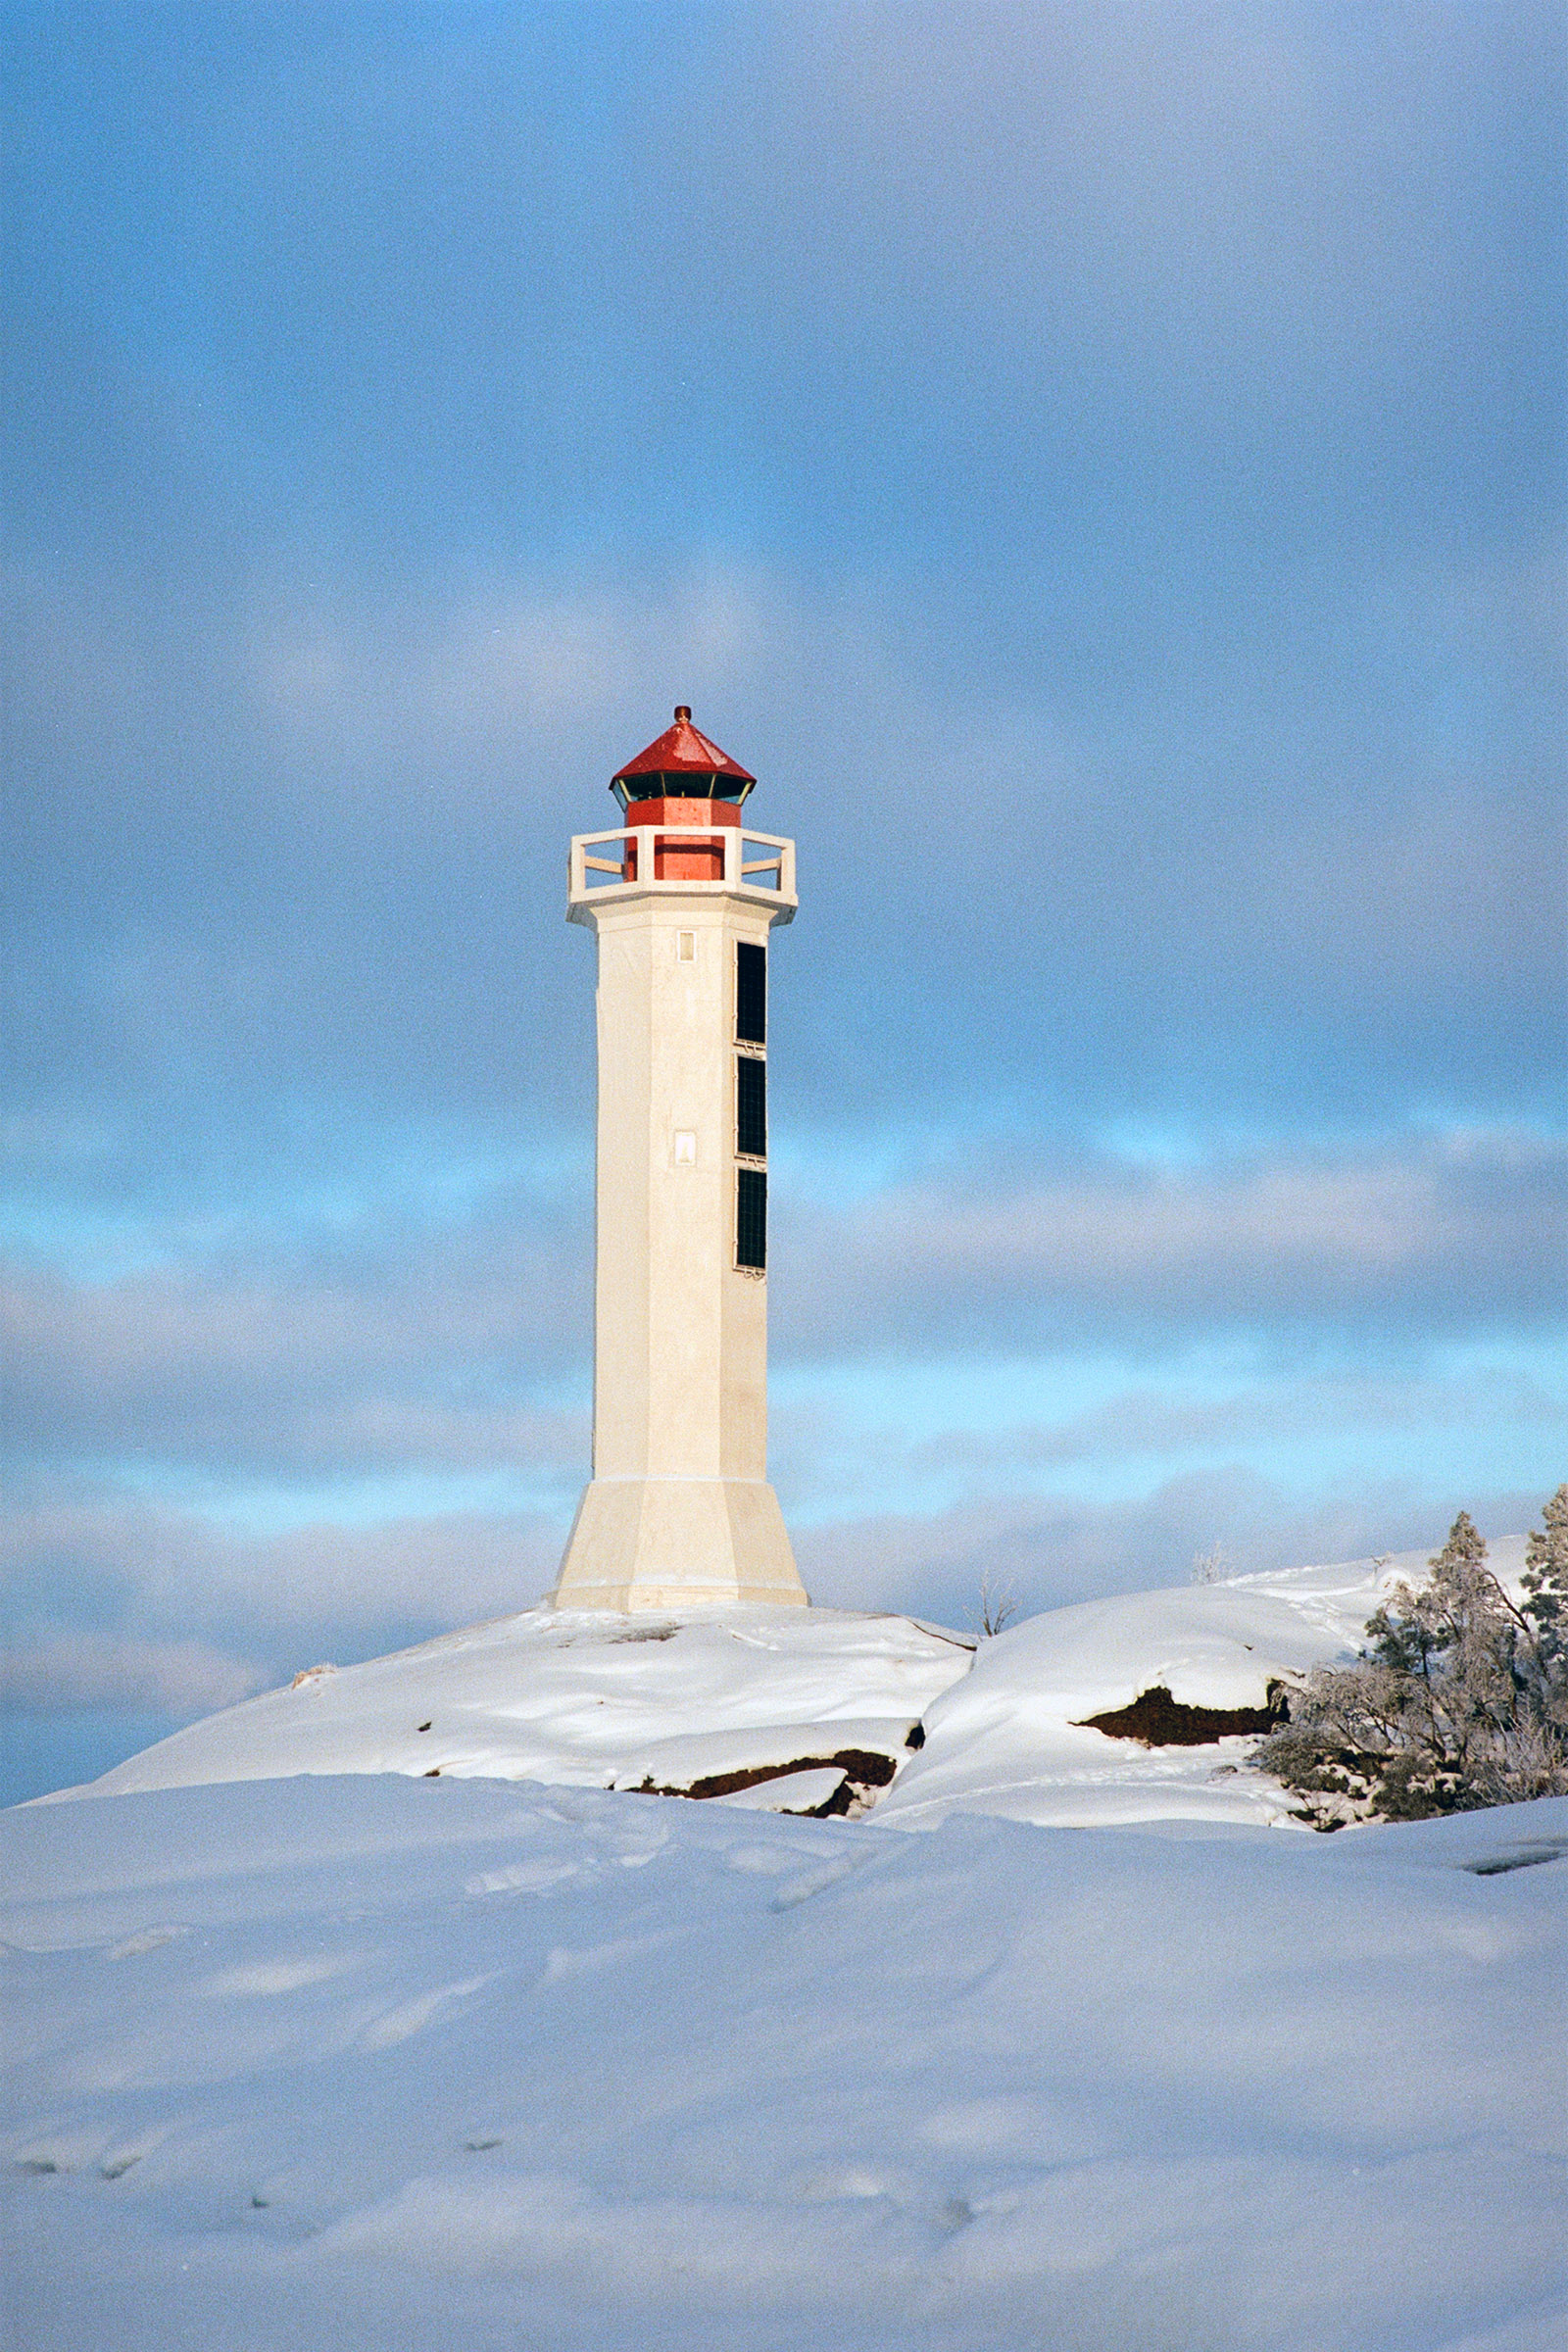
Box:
[677,932,695,961]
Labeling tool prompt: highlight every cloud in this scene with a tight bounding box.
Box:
[6,521,1561,1154]
[0,1192,591,1475]
[771,1362,1566,1513]
[1,1490,564,1673]
[251,568,778,789]
[1,4,1559,1763]
[5,1461,1554,1714]
[4,1123,1556,1512]
[796,1468,1556,1628]
[694,1,1560,566]
[0,1631,265,1717]
[776,1127,1568,1353]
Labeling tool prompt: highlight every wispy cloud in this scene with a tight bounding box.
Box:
[0,1232,589,1479]
[778,1128,1567,1352]
[795,1469,1558,1628]
[1,1491,563,1675]
[0,1631,264,1717]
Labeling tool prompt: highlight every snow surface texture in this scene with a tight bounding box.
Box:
[59,1543,1527,1832]
[71,1605,976,1814]
[3,1772,1565,2352]
[877,1544,1531,1832]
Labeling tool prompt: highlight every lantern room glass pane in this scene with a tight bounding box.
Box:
[736,942,766,1044]
[736,1169,767,1269]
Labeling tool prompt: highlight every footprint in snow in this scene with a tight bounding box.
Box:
[106,1925,190,1960]
[724,1841,815,1876]
[100,2132,166,2180]
[796,2162,914,2203]
[465,1859,586,1897]
[198,1954,359,1997]
[358,1974,493,2051]
[540,1933,674,1984]
[14,2122,153,2178]
[769,1853,864,1911]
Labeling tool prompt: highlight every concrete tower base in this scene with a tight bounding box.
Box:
[552,1474,805,1612]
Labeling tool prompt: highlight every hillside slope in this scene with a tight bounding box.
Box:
[72,1606,974,1813]
[60,1542,1528,1833]
[878,1541,1528,1831]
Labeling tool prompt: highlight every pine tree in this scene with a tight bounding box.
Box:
[1255,1499,1568,1827]
[1522,1484,1568,1655]
[1519,1485,1568,1759]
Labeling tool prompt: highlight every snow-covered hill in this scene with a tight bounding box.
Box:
[56,1539,1529,1833]
[68,1606,976,1816]
[879,1540,1527,1831]
[7,1537,1563,2349]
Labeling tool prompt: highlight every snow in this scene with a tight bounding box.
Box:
[3,1770,1565,2350]
[9,1536,1562,2346]
[877,1544,1530,1834]
[69,1605,972,1807]
[65,1543,1527,1837]
[709,1764,851,1812]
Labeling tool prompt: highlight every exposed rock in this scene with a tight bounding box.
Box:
[636,1744,901,1801]
[1074,1682,1288,1747]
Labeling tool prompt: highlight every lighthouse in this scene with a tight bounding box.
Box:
[549,708,808,1611]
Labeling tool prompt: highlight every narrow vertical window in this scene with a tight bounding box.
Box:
[677,932,695,961]
[736,1054,766,1159]
[736,1169,767,1269]
[736,941,766,1043]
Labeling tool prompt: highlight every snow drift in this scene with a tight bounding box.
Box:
[65,1605,974,1817]
[3,1770,1564,2351]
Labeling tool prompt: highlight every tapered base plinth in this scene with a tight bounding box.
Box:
[549,1476,808,1611]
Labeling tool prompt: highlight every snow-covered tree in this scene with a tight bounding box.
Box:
[1256,1500,1568,1827]
[1522,1483,1568,1663]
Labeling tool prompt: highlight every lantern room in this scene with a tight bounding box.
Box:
[610,705,757,808]
[610,706,757,882]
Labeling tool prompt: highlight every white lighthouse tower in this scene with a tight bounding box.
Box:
[550,708,808,1611]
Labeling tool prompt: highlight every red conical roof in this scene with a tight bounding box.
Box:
[612,707,756,800]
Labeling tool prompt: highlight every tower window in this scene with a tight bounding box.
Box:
[736,1054,766,1159]
[736,942,766,1044]
[677,931,695,961]
[736,1169,767,1269]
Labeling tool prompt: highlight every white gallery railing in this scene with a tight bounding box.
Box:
[567,822,797,913]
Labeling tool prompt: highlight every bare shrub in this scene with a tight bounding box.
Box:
[973,1572,1019,1640]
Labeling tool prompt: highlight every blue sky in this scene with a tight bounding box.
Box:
[3,1,1564,1799]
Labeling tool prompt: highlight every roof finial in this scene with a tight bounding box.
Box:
[673,705,691,722]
